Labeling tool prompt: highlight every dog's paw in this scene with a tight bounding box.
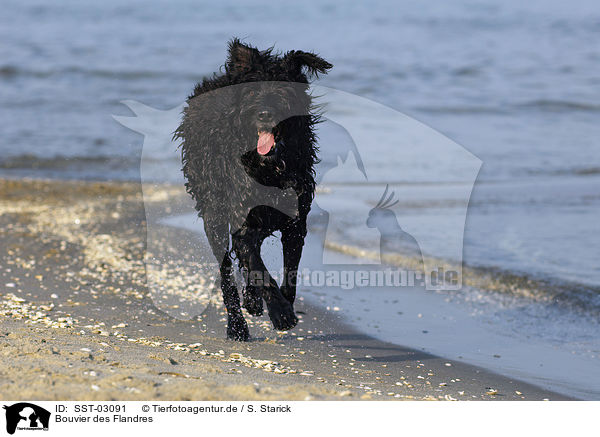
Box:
[227,314,250,341]
[242,286,264,316]
[267,295,298,331]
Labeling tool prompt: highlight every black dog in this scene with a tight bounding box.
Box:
[175,39,332,340]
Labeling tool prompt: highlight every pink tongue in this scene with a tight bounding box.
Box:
[257,132,275,155]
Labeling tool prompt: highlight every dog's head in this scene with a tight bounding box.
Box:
[226,39,332,156]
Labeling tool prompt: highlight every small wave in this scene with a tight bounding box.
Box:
[63,66,177,80]
[451,66,483,77]
[0,65,20,78]
[0,64,202,81]
[415,99,600,116]
[324,240,600,317]
[0,65,62,79]
[414,105,508,115]
[0,154,136,170]
[515,99,600,112]
[526,167,600,178]
[574,167,600,176]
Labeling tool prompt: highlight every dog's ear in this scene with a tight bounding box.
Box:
[283,50,332,79]
[227,38,260,71]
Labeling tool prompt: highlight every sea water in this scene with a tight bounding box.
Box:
[2,0,599,397]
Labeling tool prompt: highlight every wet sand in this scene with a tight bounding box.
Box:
[0,178,573,400]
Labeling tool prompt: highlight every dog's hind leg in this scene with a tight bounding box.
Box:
[203,217,249,341]
[220,255,250,341]
[233,227,298,331]
[280,219,307,305]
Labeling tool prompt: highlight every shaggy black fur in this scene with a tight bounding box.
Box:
[175,39,332,341]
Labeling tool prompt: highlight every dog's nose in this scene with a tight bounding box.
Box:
[257,111,272,122]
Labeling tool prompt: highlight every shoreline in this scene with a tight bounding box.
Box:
[0,178,577,400]
[5,173,600,314]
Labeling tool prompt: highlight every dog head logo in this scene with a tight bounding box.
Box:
[3,403,50,434]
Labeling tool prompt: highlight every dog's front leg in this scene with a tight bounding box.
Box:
[233,228,298,331]
[281,220,307,305]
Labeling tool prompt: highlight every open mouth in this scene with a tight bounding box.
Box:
[256,128,280,155]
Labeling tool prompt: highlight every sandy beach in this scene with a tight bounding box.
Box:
[0,178,573,401]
